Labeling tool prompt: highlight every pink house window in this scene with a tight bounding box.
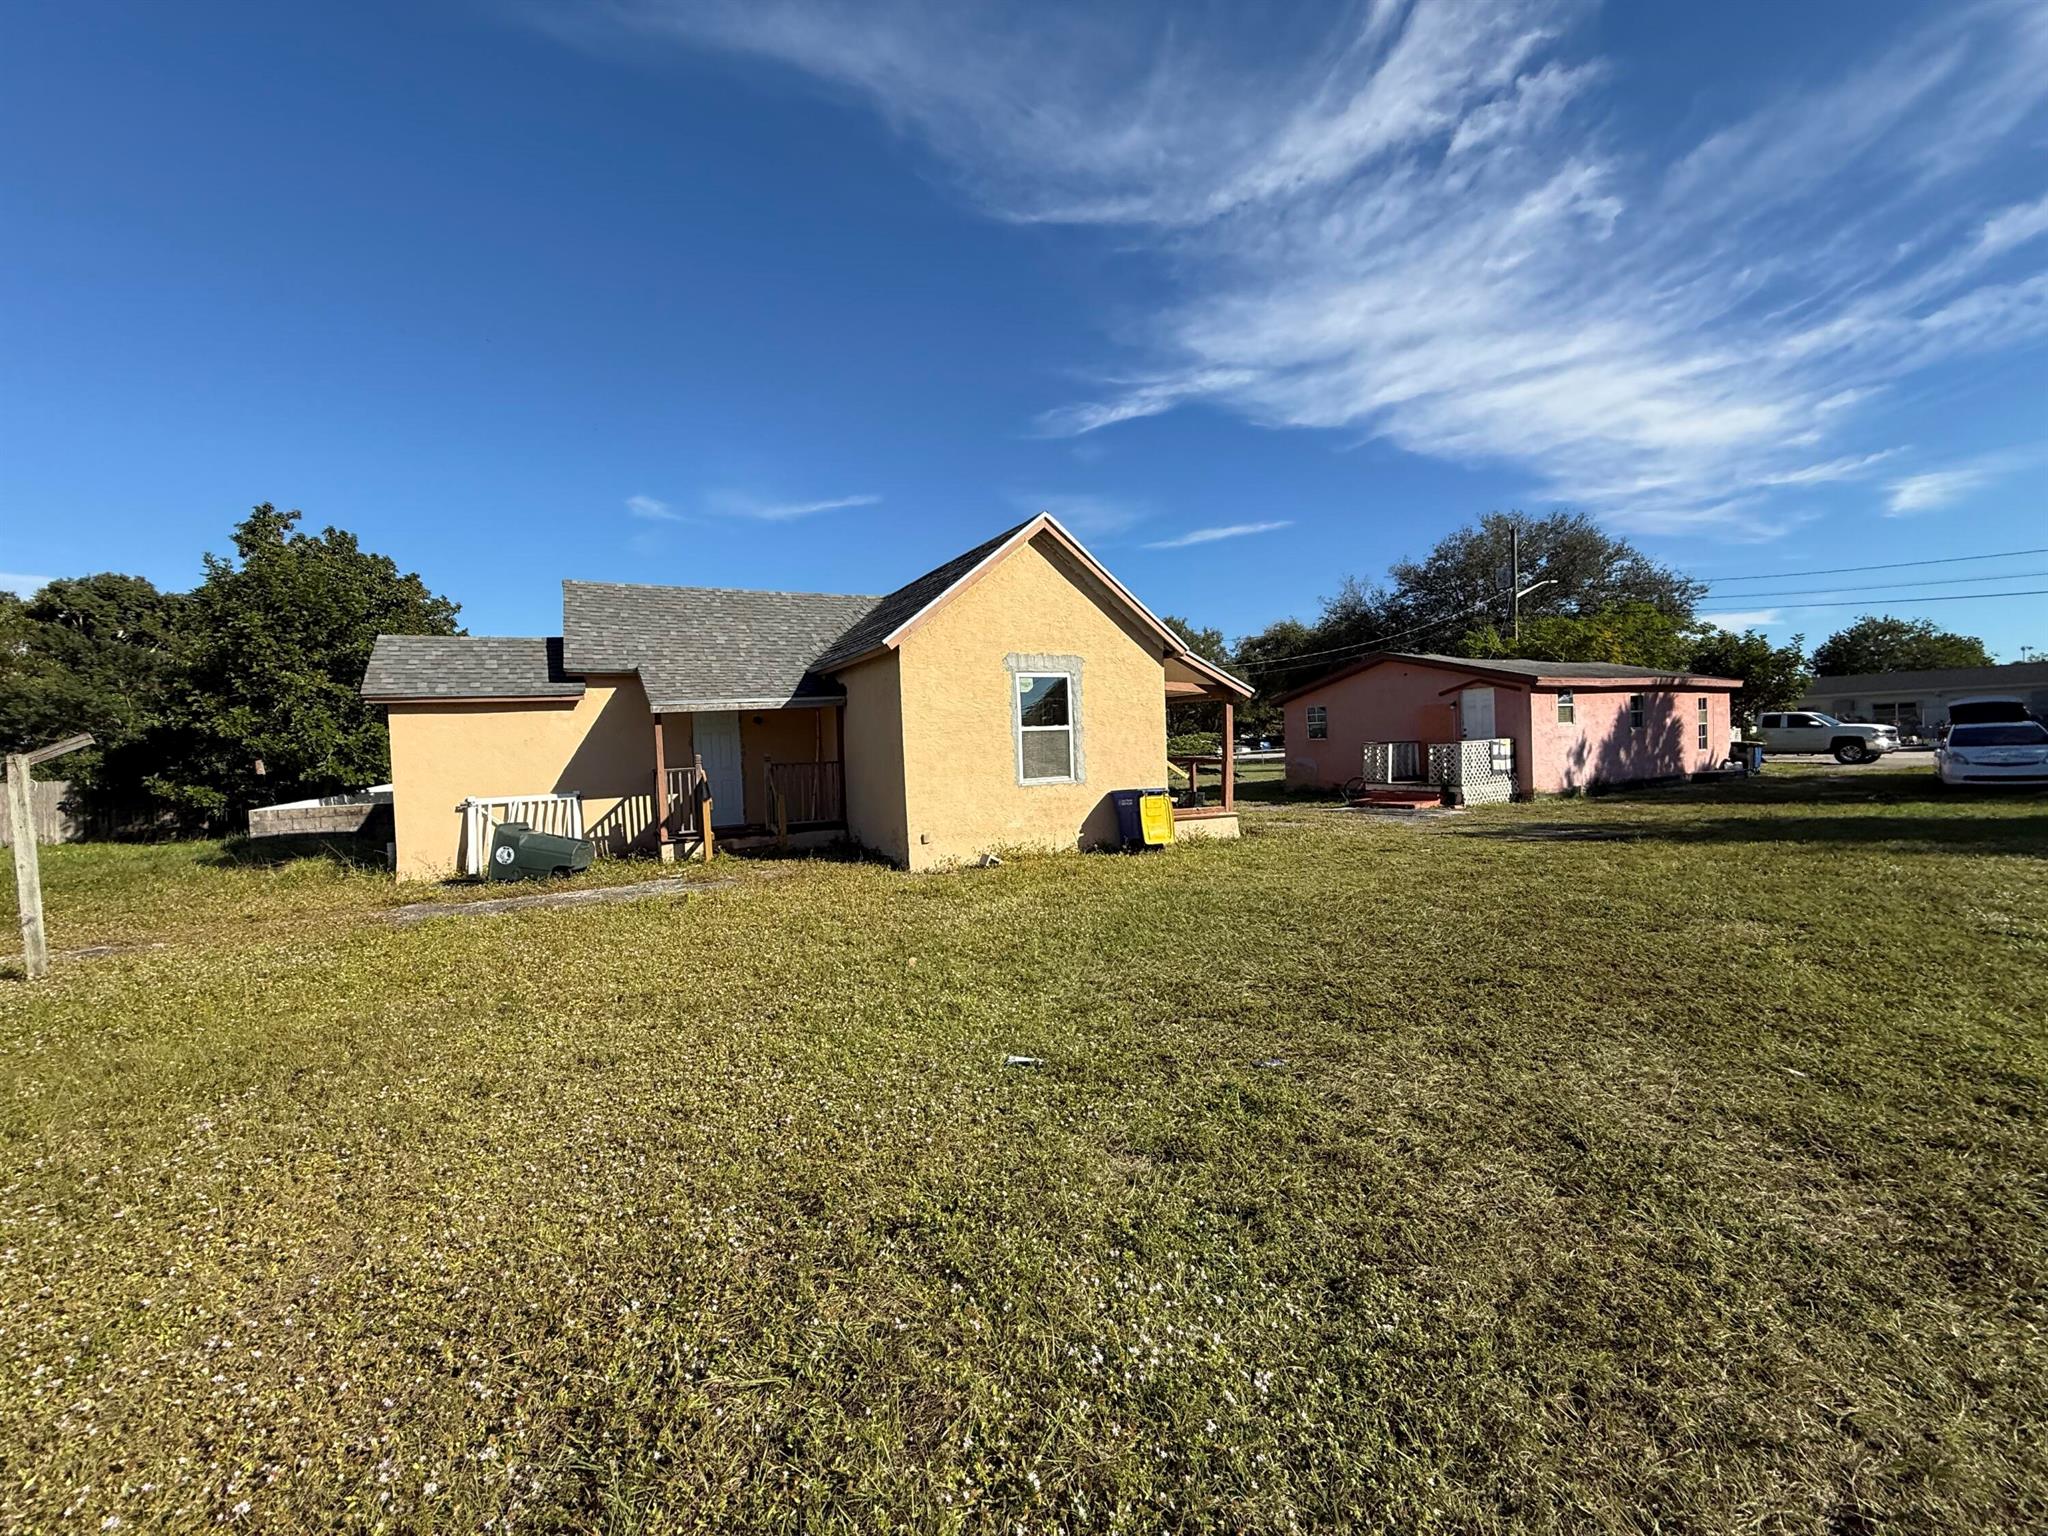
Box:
[1628,694,1645,729]
[1556,690,1575,723]
[1306,705,1329,740]
[1696,697,1709,749]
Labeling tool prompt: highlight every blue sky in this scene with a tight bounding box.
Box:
[4,0,2045,658]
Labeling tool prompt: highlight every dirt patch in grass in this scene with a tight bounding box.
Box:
[2,773,2044,1532]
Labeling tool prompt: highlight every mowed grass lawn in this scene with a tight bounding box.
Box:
[3,770,2045,1533]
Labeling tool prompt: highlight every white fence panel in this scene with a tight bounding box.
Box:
[457,794,585,877]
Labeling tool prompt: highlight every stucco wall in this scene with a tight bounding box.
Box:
[891,532,1167,871]
[1526,687,1731,794]
[1282,661,1465,788]
[839,652,910,865]
[386,674,681,880]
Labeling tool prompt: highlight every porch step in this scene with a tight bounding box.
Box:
[1349,785,1444,810]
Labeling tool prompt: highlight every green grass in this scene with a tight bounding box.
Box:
[3,770,2044,1532]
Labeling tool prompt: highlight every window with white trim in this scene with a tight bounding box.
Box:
[1696,697,1710,750]
[1628,693,1645,729]
[1306,704,1328,740]
[1016,673,1076,782]
[1557,689,1575,723]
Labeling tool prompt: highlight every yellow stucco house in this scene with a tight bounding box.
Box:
[362,515,1251,878]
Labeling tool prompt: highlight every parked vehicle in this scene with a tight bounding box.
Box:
[1945,696,2034,727]
[1755,711,1900,763]
[1935,721,2048,787]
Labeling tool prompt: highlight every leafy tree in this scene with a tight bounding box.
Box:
[0,575,185,816]
[1231,510,1702,730]
[149,505,460,823]
[1810,615,1995,676]
[1457,602,1697,670]
[1385,511,1703,633]
[1685,627,1810,726]
[1229,617,1317,742]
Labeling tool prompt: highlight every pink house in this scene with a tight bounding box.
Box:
[1278,652,1740,796]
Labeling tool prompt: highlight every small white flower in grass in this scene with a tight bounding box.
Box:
[231,1500,252,1517]
[102,1518,121,1531]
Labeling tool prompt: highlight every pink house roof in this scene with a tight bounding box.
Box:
[1275,650,1741,703]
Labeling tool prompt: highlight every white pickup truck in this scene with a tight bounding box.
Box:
[1756,711,1900,763]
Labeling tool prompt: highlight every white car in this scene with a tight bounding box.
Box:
[1935,721,2048,787]
[1755,710,1900,764]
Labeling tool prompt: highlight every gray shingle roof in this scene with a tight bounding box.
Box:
[1805,661,2048,695]
[1276,649,1739,702]
[361,636,582,701]
[809,520,1033,673]
[561,581,881,711]
[1402,653,1732,683]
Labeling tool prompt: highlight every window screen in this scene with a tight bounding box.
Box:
[1017,674,1074,781]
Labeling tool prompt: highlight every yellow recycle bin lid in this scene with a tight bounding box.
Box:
[1138,791,1175,846]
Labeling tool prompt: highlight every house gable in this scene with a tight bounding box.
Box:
[887,528,1173,870]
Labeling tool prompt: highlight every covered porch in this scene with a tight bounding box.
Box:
[1163,651,1252,839]
[648,699,847,861]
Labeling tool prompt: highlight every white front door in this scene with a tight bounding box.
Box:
[694,711,745,826]
[1459,686,1496,740]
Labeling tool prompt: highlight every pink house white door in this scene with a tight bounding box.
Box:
[1459,686,1496,740]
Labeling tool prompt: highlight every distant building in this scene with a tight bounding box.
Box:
[1275,652,1738,796]
[1797,661,2048,736]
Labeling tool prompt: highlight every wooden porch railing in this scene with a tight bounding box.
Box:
[765,759,844,828]
[664,764,708,837]
[1167,754,1235,813]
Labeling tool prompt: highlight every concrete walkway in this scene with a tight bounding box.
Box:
[383,874,720,926]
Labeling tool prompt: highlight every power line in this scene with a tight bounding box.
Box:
[1237,580,1527,674]
[1698,545,2048,586]
[1696,569,2048,602]
[1698,587,2048,614]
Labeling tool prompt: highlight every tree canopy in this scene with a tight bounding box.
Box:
[0,574,185,807]
[1686,628,1812,725]
[1810,616,1995,676]
[1232,511,1705,712]
[2,505,459,830]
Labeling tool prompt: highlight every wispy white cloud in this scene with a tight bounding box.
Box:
[576,0,2048,536]
[1885,467,1995,516]
[0,571,53,598]
[625,494,680,521]
[705,490,882,521]
[1143,520,1292,550]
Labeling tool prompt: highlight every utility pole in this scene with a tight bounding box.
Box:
[1511,522,1522,646]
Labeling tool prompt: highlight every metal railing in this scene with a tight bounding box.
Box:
[764,759,843,827]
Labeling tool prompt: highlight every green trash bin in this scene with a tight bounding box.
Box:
[486,820,595,882]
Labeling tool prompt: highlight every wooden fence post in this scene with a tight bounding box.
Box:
[7,735,95,980]
[6,755,49,980]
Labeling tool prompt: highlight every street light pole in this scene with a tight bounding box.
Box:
[1511,523,1522,645]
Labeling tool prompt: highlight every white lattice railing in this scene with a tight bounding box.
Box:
[457,794,584,877]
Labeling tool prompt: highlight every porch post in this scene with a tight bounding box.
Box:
[1222,699,1236,811]
[651,711,672,862]
[696,753,714,863]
